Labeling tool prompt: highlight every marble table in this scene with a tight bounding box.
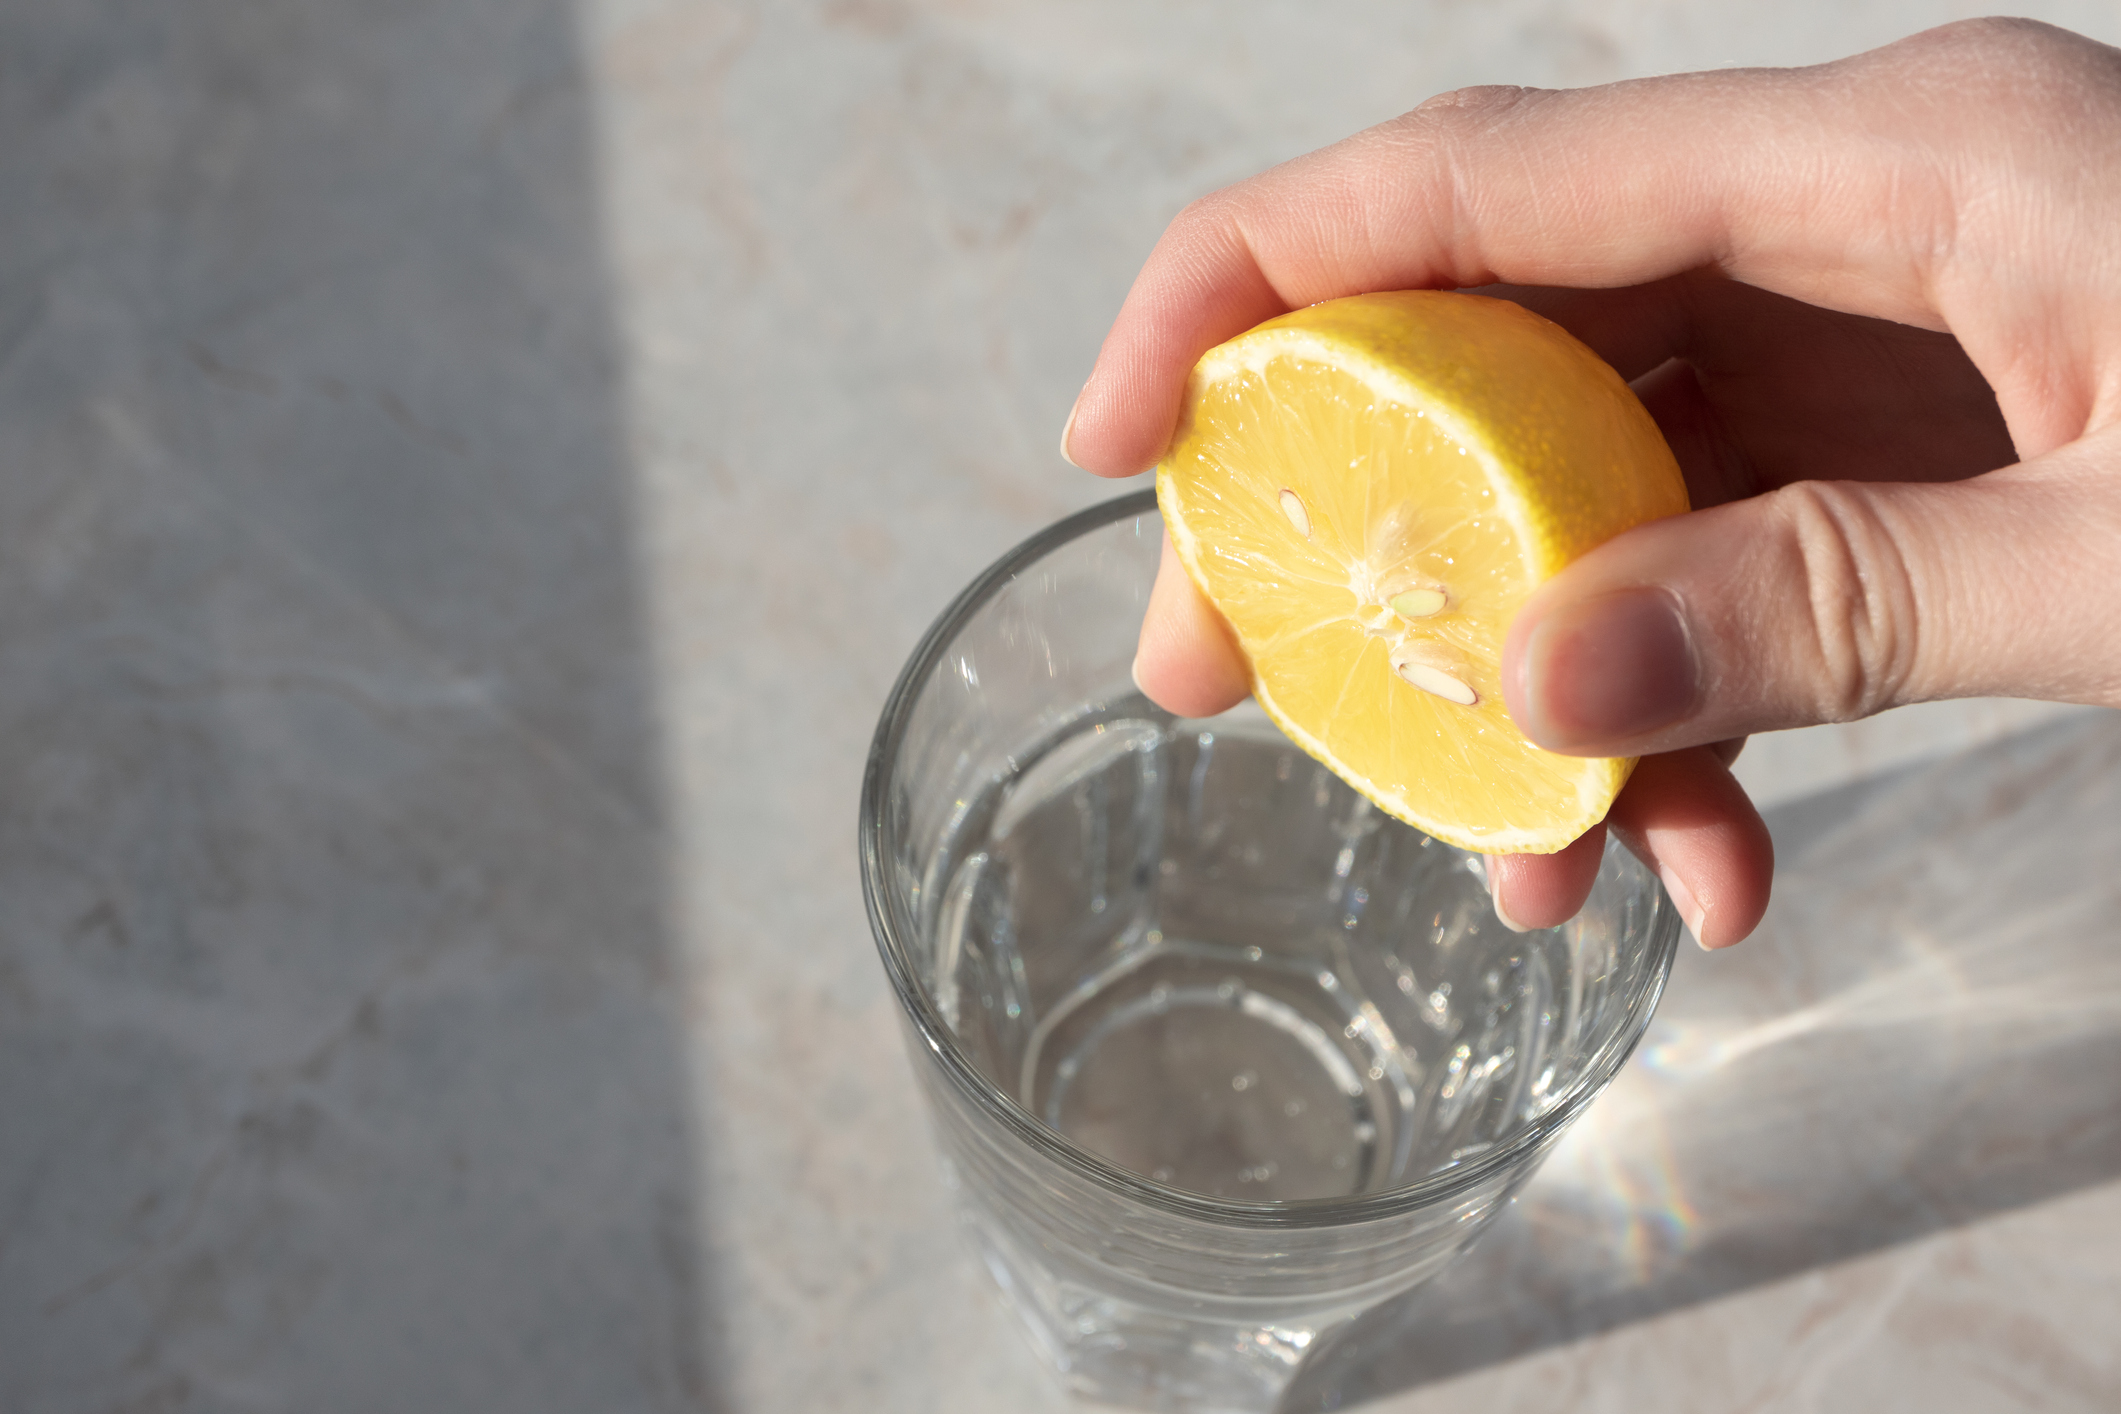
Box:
[3,2,2117,1411]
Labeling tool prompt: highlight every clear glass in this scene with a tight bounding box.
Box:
[861,492,1679,1412]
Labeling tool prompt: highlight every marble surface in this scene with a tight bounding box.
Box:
[3,2,2119,1411]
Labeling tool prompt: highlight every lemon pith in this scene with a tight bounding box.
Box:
[1154,291,1689,854]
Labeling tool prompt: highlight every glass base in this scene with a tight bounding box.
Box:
[966,1219,1347,1413]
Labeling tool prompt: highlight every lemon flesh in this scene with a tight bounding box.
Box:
[1155,291,1688,854]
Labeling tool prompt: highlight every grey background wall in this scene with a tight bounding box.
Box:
[3,3,2118,1411]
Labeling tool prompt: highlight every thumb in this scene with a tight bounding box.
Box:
[1502,442,2121,756]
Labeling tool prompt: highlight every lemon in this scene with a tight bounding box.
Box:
[1155,290,1688,853]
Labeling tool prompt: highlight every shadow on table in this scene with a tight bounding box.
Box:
[0,3,725,1409]
[1283,710,2121,1410]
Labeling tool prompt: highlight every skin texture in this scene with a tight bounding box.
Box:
[1065,19,2121,948]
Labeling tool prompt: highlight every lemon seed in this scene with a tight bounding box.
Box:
[1278,489,1310,538]
[1390,587,1448,619]
[1392,655,1478,706]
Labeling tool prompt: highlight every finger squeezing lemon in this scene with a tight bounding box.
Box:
[1155,291,1688,853]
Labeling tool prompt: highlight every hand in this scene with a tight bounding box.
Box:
[1061,19,2121,947]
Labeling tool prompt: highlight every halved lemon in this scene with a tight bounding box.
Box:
[1155,290,1688,853]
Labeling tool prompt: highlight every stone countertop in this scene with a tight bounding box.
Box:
[2,3,2117,1411]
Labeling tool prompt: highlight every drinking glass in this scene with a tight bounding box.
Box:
[860,491,1680,1412]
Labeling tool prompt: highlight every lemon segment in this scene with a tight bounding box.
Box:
[1155,291,1688,854]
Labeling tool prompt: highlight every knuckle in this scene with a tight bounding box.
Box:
[1769,482,1921,721]
[1397,86,1551,165]
[1156,187,1258,272]
[1914,15,2084,63]
[1870,21,2121,281]
[1412,84,1546,123]
[1167,188,1240,240]
[1895,16,2056,70]
[1891,18,2121,119]
[1378,86,1553,278]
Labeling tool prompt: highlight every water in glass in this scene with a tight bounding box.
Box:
[931,698,1582,1204]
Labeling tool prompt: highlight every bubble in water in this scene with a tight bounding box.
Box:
[1216,978,1239,1001]
[1231,1070,1256,1092]
[1243,946,1264,962]
[1284,1099,1306,1117]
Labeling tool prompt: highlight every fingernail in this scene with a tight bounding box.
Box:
[1130,654,1147,696]
[1059,389,1085,469]
[1658,864,1707,949]
[1519,587,1698,749]
[1485,856,1531,933]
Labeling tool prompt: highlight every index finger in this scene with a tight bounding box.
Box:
[1062,19,2073,477]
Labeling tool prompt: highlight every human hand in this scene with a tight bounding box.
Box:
[1061,19,2121,947]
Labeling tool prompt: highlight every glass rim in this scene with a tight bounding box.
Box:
[858,490,1680,1229]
